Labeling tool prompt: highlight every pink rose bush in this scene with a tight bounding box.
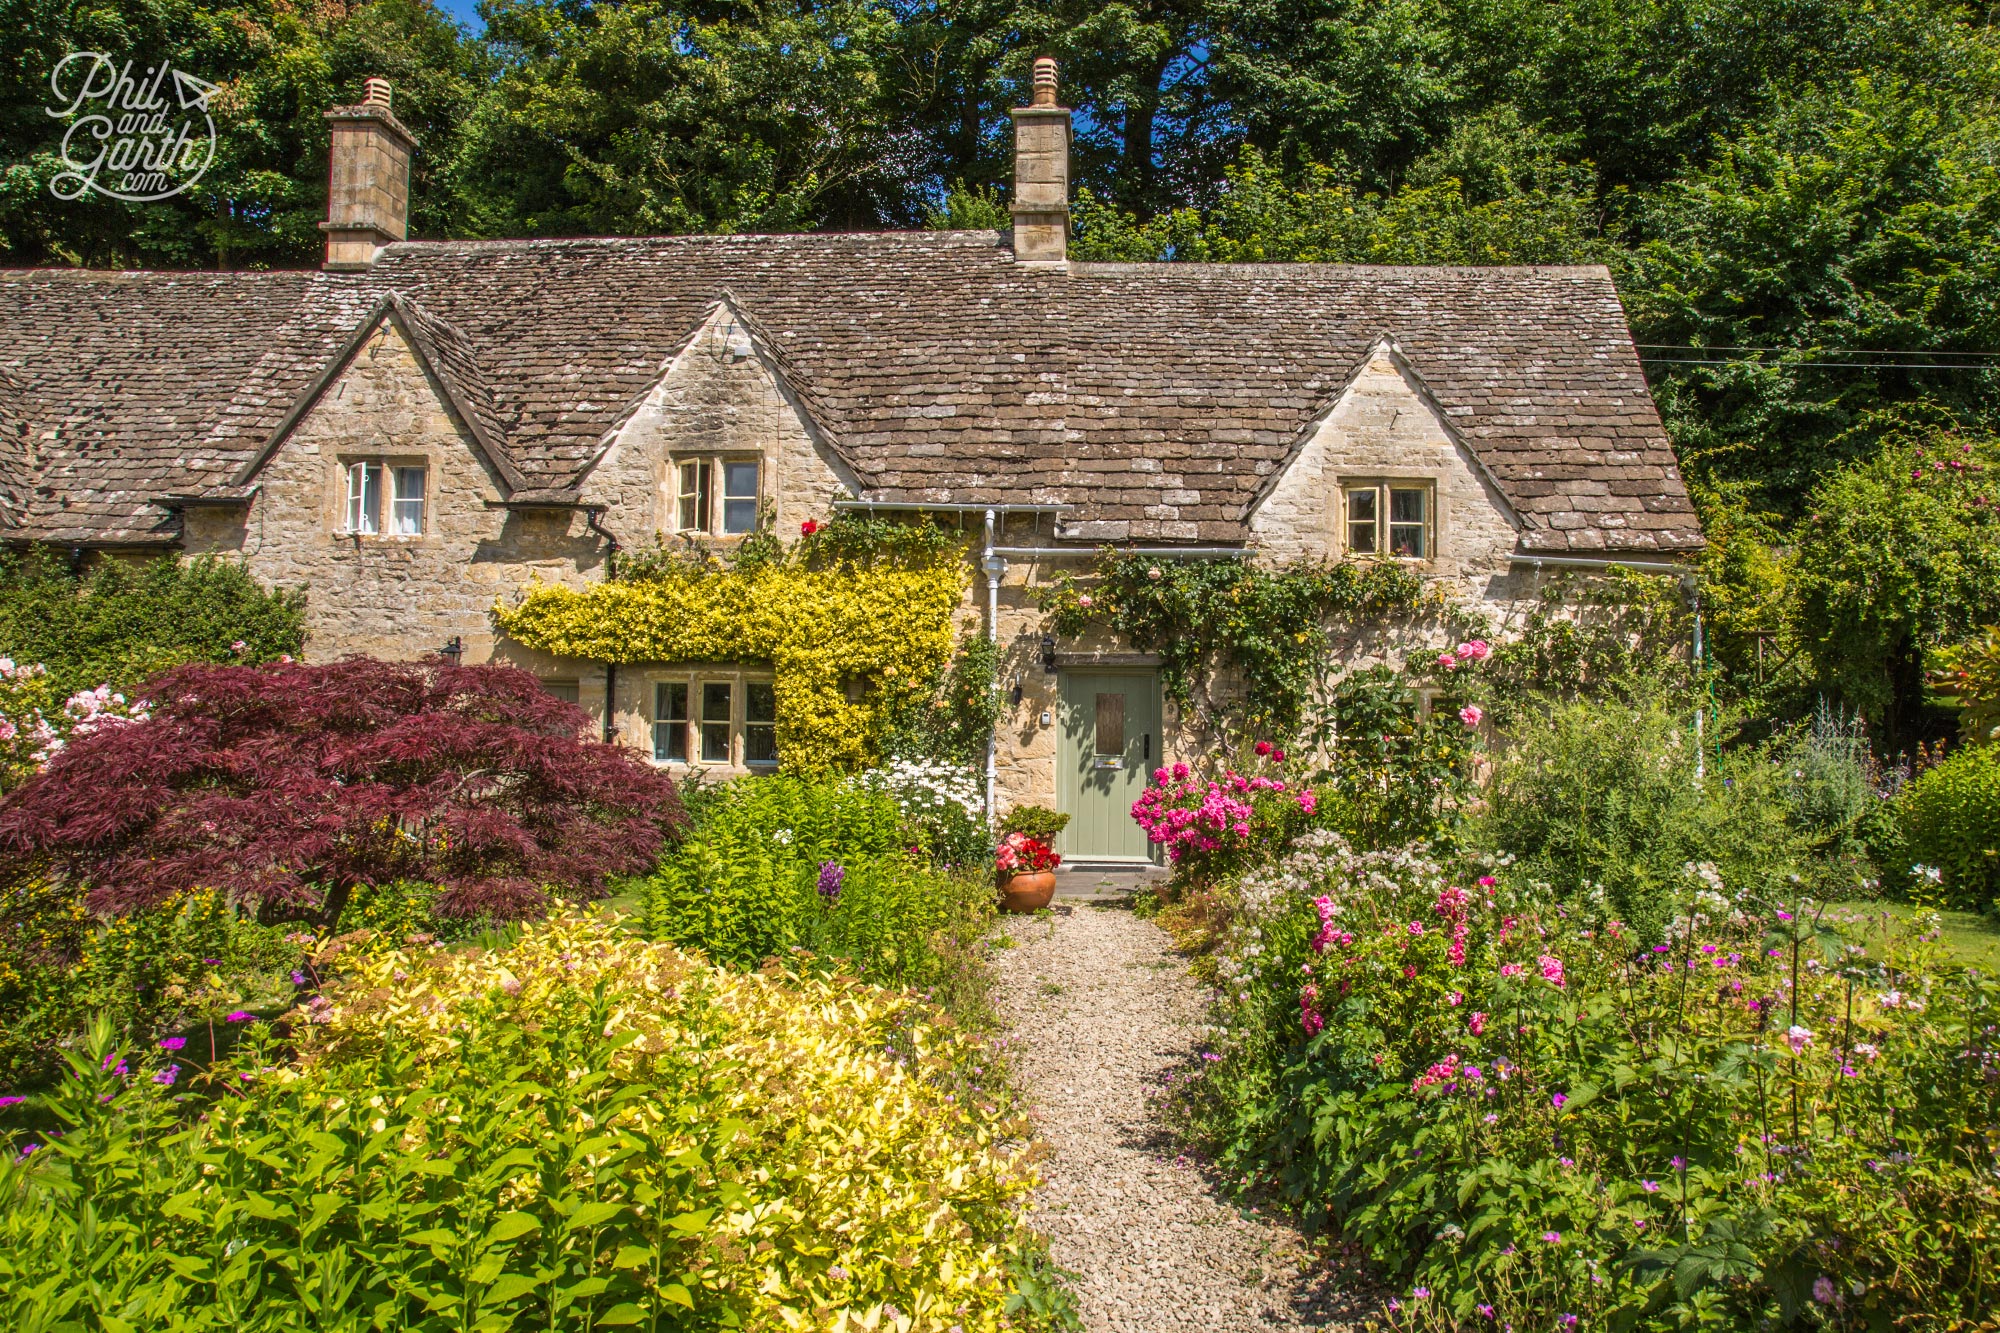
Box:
[1130,744,1329,880]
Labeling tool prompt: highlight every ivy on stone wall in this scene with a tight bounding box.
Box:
[1040,552,1432,736]
[494,520,966,774]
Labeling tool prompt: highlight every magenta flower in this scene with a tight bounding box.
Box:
[1670,1156,1686,1170]
[0,1095,25,1109]
[1459,704,1484,727]
[1538,954,1566,988]
[1551,1092,1568,1110]
[1469,1011,1487,1036]
[1785,1025,1813,1054]
[1542,1230,1562,1244]
[153,1065,179,1087]
[1641,1179,1660,1192]
[225,1010,253,1023]
[158,1037,186,1051]
[1499,962,1523,977]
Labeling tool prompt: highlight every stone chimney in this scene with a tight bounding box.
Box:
[320,77,417,271]
[1009,57,1070,264]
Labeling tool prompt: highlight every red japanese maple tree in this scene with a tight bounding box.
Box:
[0,658,686,923]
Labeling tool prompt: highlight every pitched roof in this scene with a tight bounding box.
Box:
[0,366,30,529]
[0,232,1701,554]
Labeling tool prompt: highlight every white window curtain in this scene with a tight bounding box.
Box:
[392,467,426,535]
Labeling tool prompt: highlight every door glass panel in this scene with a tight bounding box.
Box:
[1094,692,1125,762]
[700,681,732,762]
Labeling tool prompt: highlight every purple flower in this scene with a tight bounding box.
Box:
[153,1065,179,1087]
[225,1010,253,1023]
[1551,1092,1568,1110]
[1560,1317,1579,1329]
[1412,1286,1431,1299]
[16,1143,37,1161]
[1641,1179,1660,1192]
[1812,1276,1836,1304]
[291,971,307,985]
[158,1037,186,1051]
[1476,1304,1495,1318]
[1542,1230,1562,1244]
[816,861,845,907]
[0,1095,25,1109]
[1671,1156,1686,1170]
[202,958,221,966]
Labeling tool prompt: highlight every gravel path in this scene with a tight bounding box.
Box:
[993,903,1368,1333]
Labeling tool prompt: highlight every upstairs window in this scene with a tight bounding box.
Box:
[673,457,761,536]
[1343,482,1431,559]
[346,462,427,536]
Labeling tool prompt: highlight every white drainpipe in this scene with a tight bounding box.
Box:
[982,509,1006,825]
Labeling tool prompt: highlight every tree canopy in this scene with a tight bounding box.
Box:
[6,0,2000,730]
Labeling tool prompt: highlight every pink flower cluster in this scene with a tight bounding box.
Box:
[1434,639,1492,671]
[1132,749,1309,861]
[1299,983,1324,1036]
[1412,1052,1484,1095]
[1434,885,1472,967]
[1309,895,1354,955]
[1537,954,1567,989]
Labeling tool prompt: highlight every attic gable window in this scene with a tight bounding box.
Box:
[1343,481,1431,559]
[345,462,427,536]
[673,457,760,537]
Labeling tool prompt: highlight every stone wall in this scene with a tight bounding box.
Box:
[580,303,853,547]
[181,318,602,694]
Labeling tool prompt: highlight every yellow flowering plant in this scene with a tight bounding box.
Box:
[495,520,967,773]
[0,913,1050,1332]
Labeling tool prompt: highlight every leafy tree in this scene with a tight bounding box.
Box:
[0,658,687,923]
[1627,76,2000,514]
[0,549,304,699]
[1,0,487,268]
[1073,138,1605,264]
[1788,423,2000,741]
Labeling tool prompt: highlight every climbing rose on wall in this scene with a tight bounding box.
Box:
[0,659,687,923]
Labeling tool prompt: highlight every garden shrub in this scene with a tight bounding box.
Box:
[0,914,1041,1331]
[636,773,996,1016]
[859,757,992,867]
[1309,663,1477,848]
[1898,744,2000,911]
[1476,692,1810,937]
[1176,837,1999,1329]
[0,549,305,700]
[0,658,686,923]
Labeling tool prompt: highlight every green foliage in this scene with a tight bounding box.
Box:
[1788,427,2000,732]
[1179,838,2000,1329]
[1898,744,2000,912]
[1041,552,1427,737]
[926,181,1011,230]
[1309,665,1474,848]
[635,774,996,1014]
[2,0,488,267]
[883,634,1003,767]
[0,885,305,1090]
[1475,693,1813,937]
[0,919,1040,1329]
[1629,76,2000,515]
[0,550,305,700]
[1073,140,1606,265]
[999,805,1070,843]
[1934,624,2000,746]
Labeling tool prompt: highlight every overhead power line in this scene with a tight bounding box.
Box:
[1639,355,2000,371]
[1634,343,2000,357]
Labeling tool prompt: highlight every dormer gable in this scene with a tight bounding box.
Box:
[1247,339,1521,582]
[577,297,859,546]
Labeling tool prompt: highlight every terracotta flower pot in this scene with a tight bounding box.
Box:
[998,870,1057,913]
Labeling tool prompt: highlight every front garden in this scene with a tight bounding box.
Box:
[1,502,1997,1329]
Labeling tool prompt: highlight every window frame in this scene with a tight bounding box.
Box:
[649,668,778,770]
[341,458,429,538]
[670,454,762,538]
[1339,479,1436,561]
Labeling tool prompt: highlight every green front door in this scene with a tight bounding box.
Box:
[1057,668,1162,861]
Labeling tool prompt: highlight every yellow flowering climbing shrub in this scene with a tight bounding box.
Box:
[494,526,967,773]
[0,913,1046,1332]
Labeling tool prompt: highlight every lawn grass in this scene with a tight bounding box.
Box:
[1827,899,2000,971]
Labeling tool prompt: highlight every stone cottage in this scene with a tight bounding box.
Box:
[0,63,1702,863]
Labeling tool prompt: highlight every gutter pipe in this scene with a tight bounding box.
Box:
[981,509,1005,825]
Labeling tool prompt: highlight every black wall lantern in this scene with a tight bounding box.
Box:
[1040,633,1058,673]
[438,636,464,666]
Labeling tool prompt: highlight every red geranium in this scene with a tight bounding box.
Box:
[995,831,1059,874]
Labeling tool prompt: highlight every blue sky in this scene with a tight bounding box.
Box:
[435,0,485,33]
